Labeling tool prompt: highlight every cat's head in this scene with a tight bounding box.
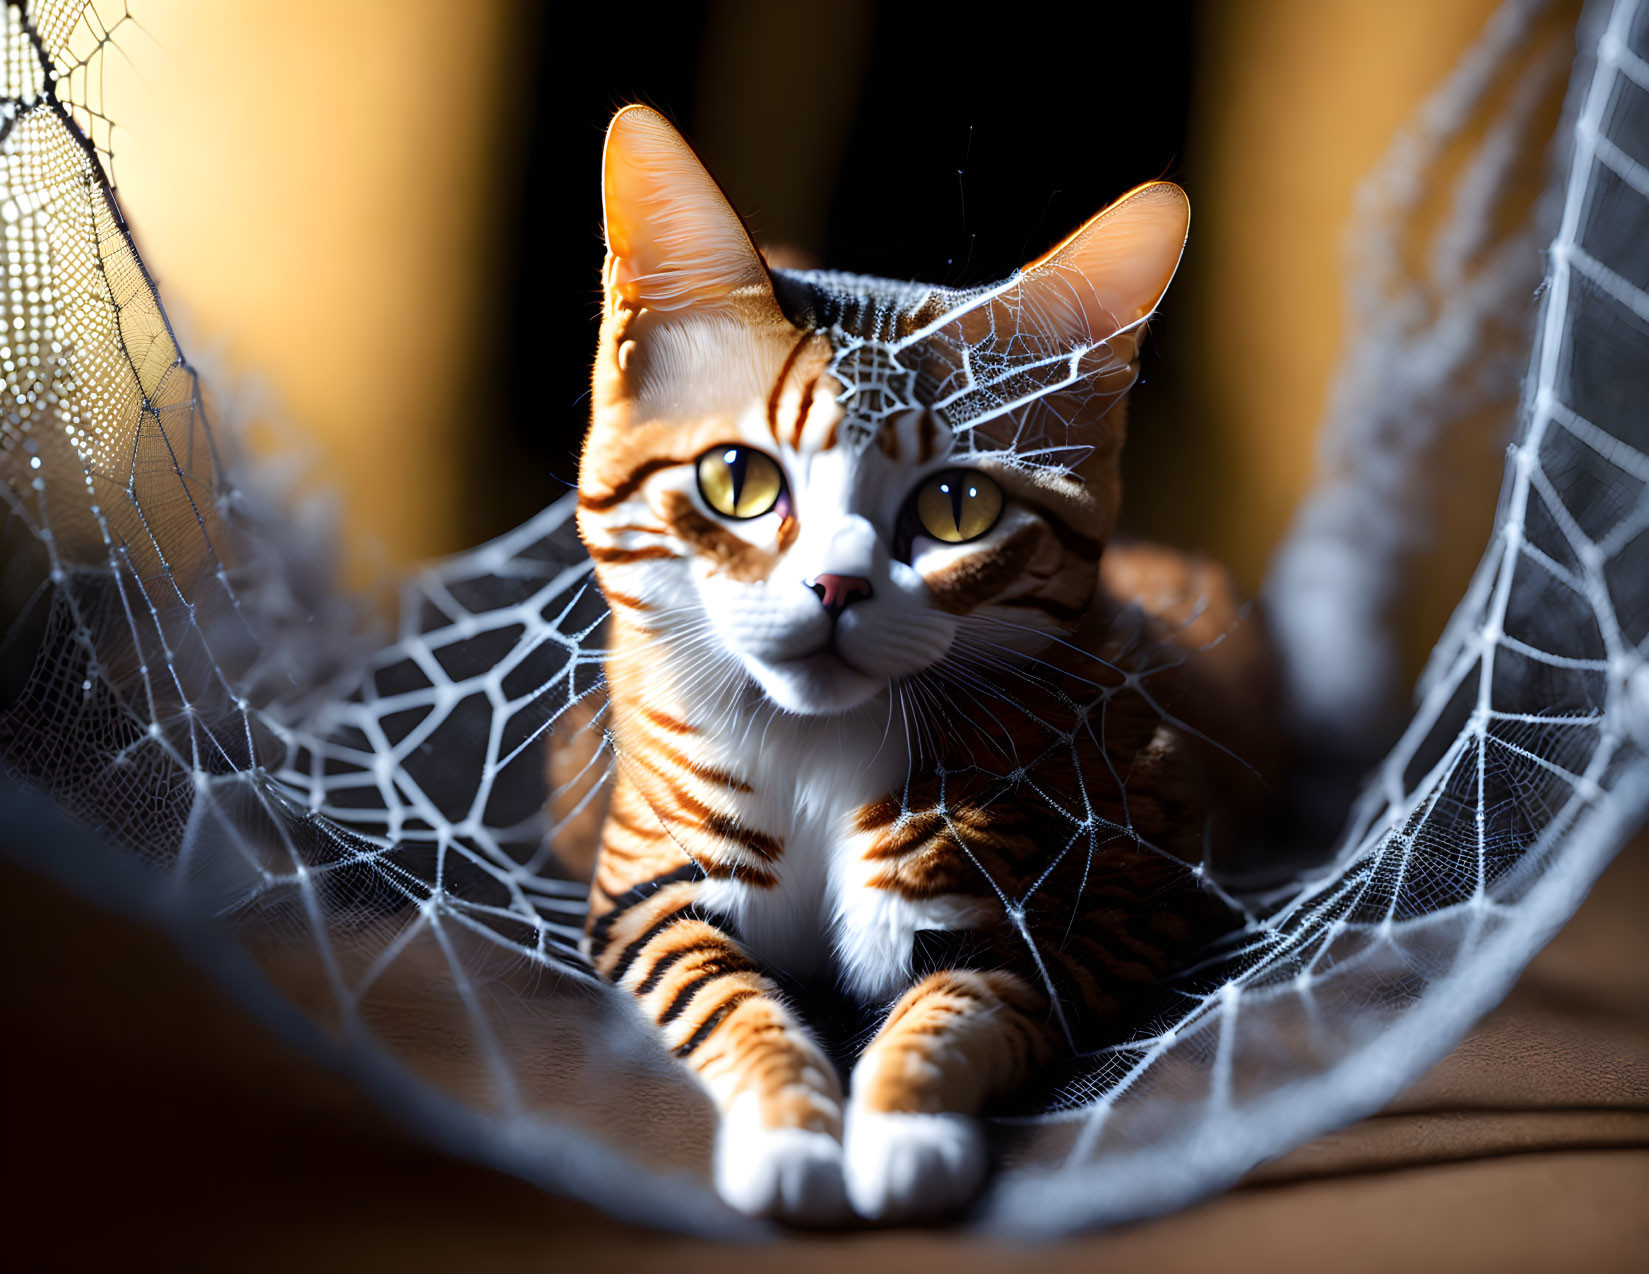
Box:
[578,106,1187,717]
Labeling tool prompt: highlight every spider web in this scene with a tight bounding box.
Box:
[2,0,1646,1240]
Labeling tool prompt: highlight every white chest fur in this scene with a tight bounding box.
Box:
[688,704,977,1003]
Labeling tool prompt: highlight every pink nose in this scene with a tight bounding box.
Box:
[809,573,873,619]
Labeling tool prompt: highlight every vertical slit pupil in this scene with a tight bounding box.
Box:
[725,448,747,510]
[945,479,964,533]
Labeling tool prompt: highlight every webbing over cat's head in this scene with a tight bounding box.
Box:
[578,105,1187,716]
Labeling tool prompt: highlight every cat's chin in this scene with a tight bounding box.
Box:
[745,650,885,716]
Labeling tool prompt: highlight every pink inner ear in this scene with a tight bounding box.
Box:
[1015,182,1191,345]
[602,105,771,313]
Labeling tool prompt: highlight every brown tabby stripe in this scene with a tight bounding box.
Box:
[623,750,716,817]
[648,736,752,792]
[702,812,784,861]
[877,973,986,1035]
[789,375,820,449]
[605,804,665,839]
[673,990,760,1058]
[855,795,902,832]
[602,588,653,611]
[640,705,697,734]
[766,333,812,443]
[997,592,1086,623]
[689,763,753,793]
[659,492,778,582]
[590,863,698,913]
[924,522,1041,614]
[866,858,995,900]
[916,409,938,463]
[642,737,701,772]
[1039,507,1105,559]
[598,843,667,876]
[876,419,901,460]
[703,859,778,887]
[606,765,781,885]
[588,883,698,967]
[855,970,1053,1115]
[862,808,949,859]
[607,904,697,982]
[579,455,690,511]
[657,957,759,1025]
[588,544,679,566]
[634,935,726,994]
[859,805,1013,898]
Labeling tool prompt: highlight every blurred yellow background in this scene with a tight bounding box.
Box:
[108,0,519,569]
[100,0,1573,682]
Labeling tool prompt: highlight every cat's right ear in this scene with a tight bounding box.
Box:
[602,105,777,317]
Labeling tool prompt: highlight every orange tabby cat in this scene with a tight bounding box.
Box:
[575,106,1273,1223]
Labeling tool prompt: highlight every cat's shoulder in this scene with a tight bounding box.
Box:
[1098,538,1249,649]
[1097,538,1282,810]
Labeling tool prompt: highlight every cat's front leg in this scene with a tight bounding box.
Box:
[695,968,845,1223]
[587,867,847,1223]
[844,969,1054,1221]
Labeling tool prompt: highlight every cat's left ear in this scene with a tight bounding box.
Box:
[993,181,1190,362]
[601,104,779,317]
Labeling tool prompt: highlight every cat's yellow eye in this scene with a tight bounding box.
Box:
[914,470,1004,544]
[696,445,785,520]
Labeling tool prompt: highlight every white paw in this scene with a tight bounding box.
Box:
[714,1097,847,1224]
[844,1107,987,1222]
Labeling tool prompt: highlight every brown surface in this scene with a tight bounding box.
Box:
[2,831,1646,1273]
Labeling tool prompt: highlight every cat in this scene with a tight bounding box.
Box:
[574,105,1275,1224]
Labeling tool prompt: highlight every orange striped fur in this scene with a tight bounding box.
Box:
[569,106,1275,1223]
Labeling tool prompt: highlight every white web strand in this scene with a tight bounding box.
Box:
[0,0,1645,1241]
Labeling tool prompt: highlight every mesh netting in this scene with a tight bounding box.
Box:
[2,0,1646,1239]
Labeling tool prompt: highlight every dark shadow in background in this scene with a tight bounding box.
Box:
[474,0,1199,549]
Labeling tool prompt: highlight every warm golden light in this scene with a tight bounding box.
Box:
[102,0,516,575]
